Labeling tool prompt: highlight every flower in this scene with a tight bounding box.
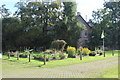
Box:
[81,48,91,55]
[67,47,76,51]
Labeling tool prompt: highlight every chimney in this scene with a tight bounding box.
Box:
[77,12,81,16]
[85,15,87,21]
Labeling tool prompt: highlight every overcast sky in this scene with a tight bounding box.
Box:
[0,0,105,21]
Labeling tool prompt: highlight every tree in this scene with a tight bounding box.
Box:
[89,1,120,50]
[56,2,81,47]
[0,4,11,18]
[14,2,63,49]
[2,17,21,51]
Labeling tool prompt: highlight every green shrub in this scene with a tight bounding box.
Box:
[51,40,67,51]
[46,54,53,59]
[59,52,68,58]
[44,49,55,54]
[96,50,103,54]
[53,52,60,59]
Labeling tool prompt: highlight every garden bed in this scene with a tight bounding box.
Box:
[19,55,28,58]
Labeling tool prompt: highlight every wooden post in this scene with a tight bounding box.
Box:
[112,50,114,56]
[44,55,46,65]
[8,52,10,59]
[104,51,105,57]
[80,52,82,60]
[17,53,19,60]
[29,54,31,62]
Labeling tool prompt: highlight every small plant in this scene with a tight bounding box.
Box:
[96,50,103,55]
[89,51,96,56]
[44,49,55,54]
[59,52,68,59]
[53,52,60,59]
[33,53,44,60]
[51,40,67,51]
[67,46,77,57]
[81,48,91,56]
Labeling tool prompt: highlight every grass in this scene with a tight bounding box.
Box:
[2,50,119,68]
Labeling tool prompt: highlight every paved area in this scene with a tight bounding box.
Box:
[3,57,118,78]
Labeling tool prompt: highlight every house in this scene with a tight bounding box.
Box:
[76,12,93,48]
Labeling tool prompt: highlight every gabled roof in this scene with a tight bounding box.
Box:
[77,15,92,28]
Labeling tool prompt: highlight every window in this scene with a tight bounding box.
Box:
[85,31,88,37]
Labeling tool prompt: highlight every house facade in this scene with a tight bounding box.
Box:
[76,12,93,48]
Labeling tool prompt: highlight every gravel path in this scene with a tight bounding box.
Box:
[3,57,118,78]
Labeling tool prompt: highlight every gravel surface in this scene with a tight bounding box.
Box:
[3,57,118,78]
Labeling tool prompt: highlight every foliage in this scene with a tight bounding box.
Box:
[81,48,91,56]
[66,46,76,51]
[2,2,82,51]
[96,50,103,54]
[0,4,11,18]
[59,52,68,58]
[33,53,44,59]
[60,2,81,47]
[53,53,60,59]
[89,2,120,50]
[51,40,67,51]
[44,49,55,54]
[67,46,77,57]
[2,50,118,69]
[2,17,21,51]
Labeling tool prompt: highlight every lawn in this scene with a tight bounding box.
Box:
[2,50,118,68]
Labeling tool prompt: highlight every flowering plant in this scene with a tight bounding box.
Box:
[67,46,77,57]
[67,47,76,51]
[81,48,91,56]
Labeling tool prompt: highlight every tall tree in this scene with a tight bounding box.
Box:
[89,1,120,50]
[59,2,81,47]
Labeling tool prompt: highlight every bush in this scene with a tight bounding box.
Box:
[53,52,60,59]
[67,47,77,57]
[96,50,103,55]
[44,49,55,54]
[89,51,96,56]
[33,54,44,59]
[51,40,67,51]
[59,52,68,59]
[81,48,91,56]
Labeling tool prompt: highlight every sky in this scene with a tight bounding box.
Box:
[0,0,105,21]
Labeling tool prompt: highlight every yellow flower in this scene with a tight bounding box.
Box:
[67,47,76,51]
[81,47,91,54]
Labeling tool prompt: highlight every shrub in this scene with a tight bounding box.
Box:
[46,54,53,60]
[67,47,77,57]
[81,48,91,56]
[59,52,68,58]
[89,51,96,56]
[96,50,103,54]
[53,52,60,59]
[33,54,44,59]
[51,40,67,51]
[44,49,55,54]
